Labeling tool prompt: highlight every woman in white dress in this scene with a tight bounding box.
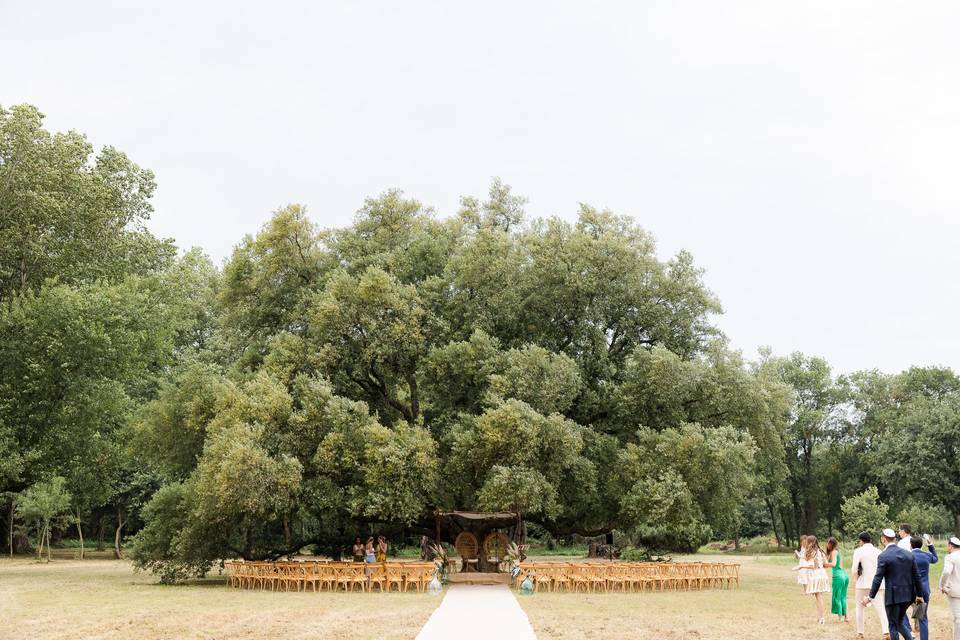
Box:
[793,534,811,591]
[804,535,832,625]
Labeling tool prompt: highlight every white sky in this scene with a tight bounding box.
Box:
[4,1,959,374]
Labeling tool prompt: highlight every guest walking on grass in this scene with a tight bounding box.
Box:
[804,535,832,625]
[910,534,938,640]
[851,531,890,640]
[864,528,924,640]
[939,536,960,640]
[794,534,812,592]
[825,537,849,623]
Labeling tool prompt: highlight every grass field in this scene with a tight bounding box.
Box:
[520,552,955,639]
[0,558,437,639]
[2,551,955,639]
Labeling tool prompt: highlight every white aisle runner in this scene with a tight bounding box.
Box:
[415,584,538,640]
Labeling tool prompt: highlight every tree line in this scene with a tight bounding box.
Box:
[1,104,957,582]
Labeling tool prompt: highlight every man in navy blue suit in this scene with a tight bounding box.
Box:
[864,529,925,640]
[910,534,939,640]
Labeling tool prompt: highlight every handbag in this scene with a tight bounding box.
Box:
[912,601,928,622]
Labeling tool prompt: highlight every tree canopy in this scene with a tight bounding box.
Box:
[3,103,958,582]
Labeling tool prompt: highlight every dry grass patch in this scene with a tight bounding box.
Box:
[0,558,438,640]
[519,554,954,640]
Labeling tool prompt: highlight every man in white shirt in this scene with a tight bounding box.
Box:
[939,537,960,640]
[852,531,890,640]
[898,523,915,551]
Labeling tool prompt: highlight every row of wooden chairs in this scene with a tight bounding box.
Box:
[225,561,436,593]
[514,561,740,593]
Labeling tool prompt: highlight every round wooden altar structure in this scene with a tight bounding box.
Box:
[434,511,518,573]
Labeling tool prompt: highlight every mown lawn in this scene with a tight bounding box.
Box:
[0,558,437,640]
[519,552,955,639]
[3,551,955,639]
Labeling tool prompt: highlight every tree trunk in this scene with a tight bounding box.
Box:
[8,497,13,558]
[766,498,782,547]
[407,372,420,422]
[114,507,124,560]
[781,510,794,549]
[283,516,291,549]
[76,509,85,560]
[36,524,45,561]
[45,526,51,562]
[734,535,740,551]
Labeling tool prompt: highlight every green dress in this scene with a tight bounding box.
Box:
[830,551,849,616]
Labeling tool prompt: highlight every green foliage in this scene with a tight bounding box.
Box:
[3,108,849,576]
[16,476,72,558]
[489,345,581,414]
[477,466,560,519]
[127,482,204,583]
[841,487,890,539]
[895,502,952,535]
[17,477,72,531]
[0,104,173,301]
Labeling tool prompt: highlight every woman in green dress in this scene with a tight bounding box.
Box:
[825,537,849,622]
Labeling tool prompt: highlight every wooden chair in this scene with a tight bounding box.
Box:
[262,562,282,591]
[454,532,479,573]
[587,564,607,593]
[722,563,740,588]
[532,565,554,593]
[483,532,510,572]
[303,562,324,592]
[336,563,367,592]
[225,560,241,588]
[606,563,629,592]
[400,563,431,592]
[251,562,269,590]
[384,563,405,592]
[568,564,592,593]
[550,563,572,592]
[282,562,306,592]
[367,563,386,592]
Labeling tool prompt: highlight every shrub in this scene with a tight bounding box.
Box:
[841,486,889,538]
[895,502,952,535]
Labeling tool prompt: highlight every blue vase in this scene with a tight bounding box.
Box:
[519,575,534,595]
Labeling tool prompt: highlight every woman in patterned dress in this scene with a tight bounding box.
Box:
[804,535,832,625]
[793,534,812,591]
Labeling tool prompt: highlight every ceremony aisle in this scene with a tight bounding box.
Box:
[416,584,537,640]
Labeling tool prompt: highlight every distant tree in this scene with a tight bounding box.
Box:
[841,486,890,539]
[895,502,952,535]
[16,477,71,561]
[0,104,173,301]
[759,353,848,539]
[476,465,560,539]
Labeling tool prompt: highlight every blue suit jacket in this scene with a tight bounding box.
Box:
[913,545,939,598]
[870,544,924,605]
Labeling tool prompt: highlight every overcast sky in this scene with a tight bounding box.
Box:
[4,1,959,374]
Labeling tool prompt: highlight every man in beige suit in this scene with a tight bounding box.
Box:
[852,531,890,640]
[939,537,960,640]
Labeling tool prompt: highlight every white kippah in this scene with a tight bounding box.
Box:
[950,536,960,547]
[882,528,896,538]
